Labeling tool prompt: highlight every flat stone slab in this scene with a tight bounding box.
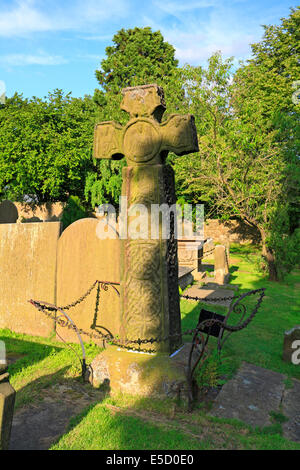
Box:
[9,382,103,450]
[178,266,194,290]
[282,379,300,442]
[184,284,234,307]
[210,362,286,428]
[178,266,194,278]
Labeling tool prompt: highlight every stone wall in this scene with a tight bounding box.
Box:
[0,200,65,224]
[204,219,260,245]
[0,222,61,336]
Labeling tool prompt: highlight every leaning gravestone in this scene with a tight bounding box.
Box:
[90,84,198,397]
[214,244,230,285]
[0,365,16,450]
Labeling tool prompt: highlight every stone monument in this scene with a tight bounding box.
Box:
[214,244,230,285]
[91,84,199,397]
[0,365,16,450]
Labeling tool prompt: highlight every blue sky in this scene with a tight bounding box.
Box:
[0,0,297,99]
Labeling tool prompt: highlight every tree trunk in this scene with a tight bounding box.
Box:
[260,230,279,281]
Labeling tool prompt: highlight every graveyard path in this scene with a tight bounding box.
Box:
[104,404,248,450]
[9,380,105,450]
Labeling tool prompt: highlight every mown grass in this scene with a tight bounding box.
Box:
[50,395,300,450]
[0,328,101,409]
[181,250,300,381]
[2,246,300,450]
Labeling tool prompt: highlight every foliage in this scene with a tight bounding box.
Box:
[173,9,300,280]
[95,27,179,94]
[61,195,89,231]
[0,90,97,203]
[86,27,183,208]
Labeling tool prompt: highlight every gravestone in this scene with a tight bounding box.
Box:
[214,244,230,285]
[0,365,15,450]
[90,84,199,397]
[56,218,120,345]
[0,222,60,336]
[0,200,18,224]
[283,326,300,363]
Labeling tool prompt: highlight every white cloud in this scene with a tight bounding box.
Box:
[0,0,129,37]
[0,52,67,66]
[144,1,263,65]
[0,0,53,37]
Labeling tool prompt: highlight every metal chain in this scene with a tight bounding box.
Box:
[30,287,265,354]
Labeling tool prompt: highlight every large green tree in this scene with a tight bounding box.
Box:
[173,47,299,280]
[95,27,179,94]
[85,27,182,208]
[0,90,97,203]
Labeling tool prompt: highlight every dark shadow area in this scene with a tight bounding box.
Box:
[9,368,105,450]
[0,200,18,223]
[0,336,63,379]
[224,218,261,245]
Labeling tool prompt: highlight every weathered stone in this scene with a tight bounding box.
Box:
[56,218,121,345]
[210,362,286,428]
[184,284,233,307]
[282,379,300,442]
[0,222,60,336]
[283,326,300,363]
[178,240,203,279]
[0,365,16,450]
[204,218,260,245]
[214,245,230,285]
[178,266,194,290]
[93,84,198,355]
[90,343,198,401]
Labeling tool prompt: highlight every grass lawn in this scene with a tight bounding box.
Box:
[181,248,300,382]
[1,246,300,450]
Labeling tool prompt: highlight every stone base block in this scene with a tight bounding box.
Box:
[89,344,196,401]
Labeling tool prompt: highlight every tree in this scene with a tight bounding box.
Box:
[231,7,300,279]
[85,27,182,208]
[0,90,97,203]
[173,50,300,280]
[95,27,179,94]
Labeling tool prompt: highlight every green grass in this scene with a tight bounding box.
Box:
[0,328,101,409]
[50,397,300,450]
[181,253,300,381]
[2,249,300,450]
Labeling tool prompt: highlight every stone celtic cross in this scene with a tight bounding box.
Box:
[94,84,198,354]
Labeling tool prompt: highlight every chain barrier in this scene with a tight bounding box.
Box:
[29,280,265,352]
[29,281,265,410]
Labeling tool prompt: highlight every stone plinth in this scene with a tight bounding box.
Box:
[0,366,16,450]
[177,240,203,280]
[90,344,197,401]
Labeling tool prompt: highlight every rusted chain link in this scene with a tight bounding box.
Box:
[29,286,265,354]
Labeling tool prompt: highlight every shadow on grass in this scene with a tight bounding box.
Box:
[0,335,63,379]
[180,261,300,381]
[10,367,106,450]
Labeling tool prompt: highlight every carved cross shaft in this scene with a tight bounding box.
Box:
[93,84,198,354]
